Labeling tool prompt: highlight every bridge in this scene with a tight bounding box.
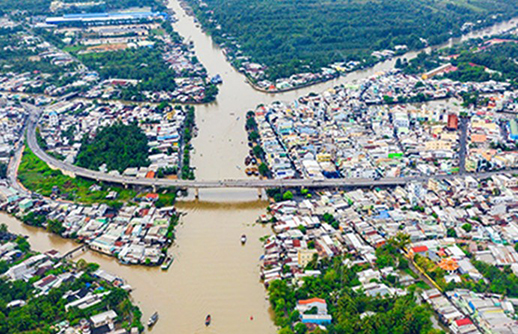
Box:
[25,113,518,197]
[61,244,87,261]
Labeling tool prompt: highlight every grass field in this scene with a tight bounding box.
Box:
[18,146,136,206]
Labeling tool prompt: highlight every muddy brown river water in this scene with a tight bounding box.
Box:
[1,2,518,332]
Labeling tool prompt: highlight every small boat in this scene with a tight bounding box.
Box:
[161,256,174,270]
[148,312,159,327]
[211,74,223,85]
[205,314,211,326]
[241,234,247,245]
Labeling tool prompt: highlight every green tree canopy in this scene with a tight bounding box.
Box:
[76,122,150,173]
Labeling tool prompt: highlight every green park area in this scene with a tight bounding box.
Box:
[17,146,136,206]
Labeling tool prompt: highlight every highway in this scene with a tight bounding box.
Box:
[25,107,518,190]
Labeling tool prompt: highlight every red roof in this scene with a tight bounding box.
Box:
[455,318,473,326]
[298,298,326,305]
[412,246,429,253]
[145,171,155,178]
[145,193,159,199]
[37,275,57,287]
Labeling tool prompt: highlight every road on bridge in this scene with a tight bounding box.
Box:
[24,104,518,190]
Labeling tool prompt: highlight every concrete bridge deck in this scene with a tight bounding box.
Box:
[26,115,518,191]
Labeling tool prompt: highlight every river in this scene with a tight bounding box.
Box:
[1,2,518,333]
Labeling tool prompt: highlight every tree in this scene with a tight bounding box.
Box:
[393,232,411,250]
[0,163,7,179]
[383,95,394,104]
[76,122,150,173]
[282,191,293,201]
[279,328,294,334]
[76,259,87,271]
[47,220,65,235]
[105,288,128,309]
[15,236,30,252]
[248,131,260,142]
[461,223,472,232]
[294,323,307,334]
[252,145,264,158]
[157,101,170,112]
[246,117,257,130]
[258,163,269,176]
[447,228,457,238]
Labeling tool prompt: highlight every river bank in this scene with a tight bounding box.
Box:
[0,197,277,334]
[0,221,144,333]
[175,0,518,94]
[1,1,517,333]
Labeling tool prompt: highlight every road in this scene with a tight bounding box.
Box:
[24,106,518,190]
[458,116,469,174]
[7,111,31,196]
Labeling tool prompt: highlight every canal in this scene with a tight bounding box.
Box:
[2,1,518,332]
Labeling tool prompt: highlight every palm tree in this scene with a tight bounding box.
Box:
[393,232,411,250]
[75,258,87,271]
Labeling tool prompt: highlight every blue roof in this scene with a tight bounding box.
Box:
[375,210,391,220]
[46,11,167,24]
[63,11,159,19]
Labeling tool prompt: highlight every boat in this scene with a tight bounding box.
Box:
[148,312,159,327]
[211,74,223,85]
[161,256,174,270]
[241,234,247,245]
[205,314,211,326]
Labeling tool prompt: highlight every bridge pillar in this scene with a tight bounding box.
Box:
[123,183,128,189]
[257,188,262,199]
[152,185,157,192]
[194,187,199,199]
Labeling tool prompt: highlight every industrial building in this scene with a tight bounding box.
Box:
[45,11,167,26]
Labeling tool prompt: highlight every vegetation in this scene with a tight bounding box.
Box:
[165,214,180,241]
[78,46,177,95]
[180,106,195,180]
[461,223,472,232]
[398,37,518,84]
[76,122,150,173]
[448,42,518,84]
[188,0,518,80]
[0,242,143,333]
[0,0,51,15]
[0,28,79,93]
[268,256,438,334]
[0,0,164,16]
[282,191,293,201]
[450,260,518,297]
[414,254,447,289]
[0,163,6,179]
[18,146,135,205]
